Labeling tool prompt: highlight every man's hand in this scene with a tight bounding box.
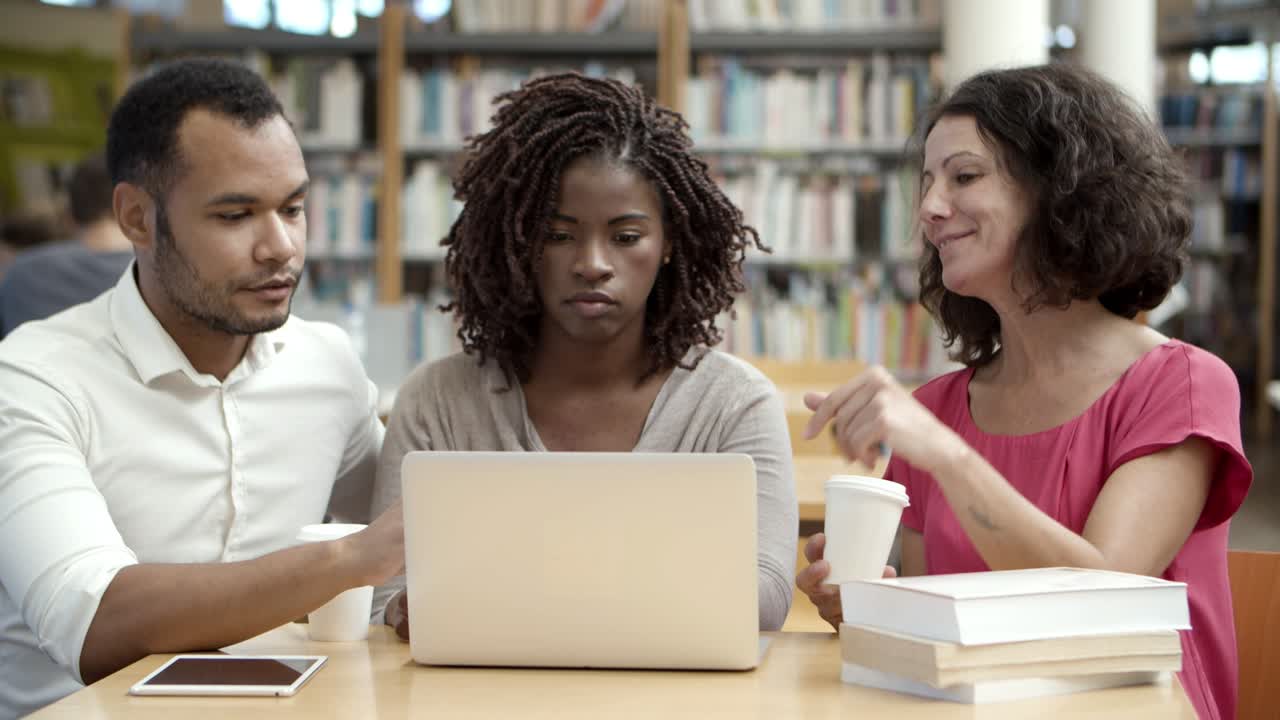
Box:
[80,501,407,685]
[386,589,410,641]
[795,533,896,631]
[338,499,405,589]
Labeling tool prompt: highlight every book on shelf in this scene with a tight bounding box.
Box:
[839,567,1190,645]
[271,58,364,148]
[715,162,856,263]
[1159,86,1262,139]
[291,290,460,383]
[1183,147,1262,201]
[306,165,379,259]
[687,0,939,32]
[718,262,947,377]
[840,662,1169,704]
[1218,148,1261,199]
[400,65,639,150]
[403,159,461,260]
[710,164,916,264]
[685,54,933,148]
[839,624,1182,687]
[408,293,462,369]
[451,0,661,33]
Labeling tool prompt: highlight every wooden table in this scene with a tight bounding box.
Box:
[32,625,1195,719]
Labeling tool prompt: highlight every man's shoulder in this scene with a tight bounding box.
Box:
[0,293,115,371]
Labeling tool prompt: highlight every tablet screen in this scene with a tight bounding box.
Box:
[140,656,322,686]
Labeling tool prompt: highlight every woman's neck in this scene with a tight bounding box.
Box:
[984,298,1154,385]
[526,322,650,390]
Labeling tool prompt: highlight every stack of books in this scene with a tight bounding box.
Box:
[837,567,1190,704]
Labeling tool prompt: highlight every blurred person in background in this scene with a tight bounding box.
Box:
[0,153,133,338]
[0,211,57,285]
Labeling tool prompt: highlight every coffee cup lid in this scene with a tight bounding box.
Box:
[825,475,909,506]
[297,523,367,543]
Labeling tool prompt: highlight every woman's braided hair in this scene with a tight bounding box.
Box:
[441,72,766,382]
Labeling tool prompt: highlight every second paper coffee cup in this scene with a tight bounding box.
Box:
[296,523,374,641]
[822,475,909,585]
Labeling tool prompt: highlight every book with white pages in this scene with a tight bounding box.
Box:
[839,624,1182,687]
[840,567,1189,645]
[840,661,1170,704]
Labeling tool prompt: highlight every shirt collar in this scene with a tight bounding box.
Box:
[109,263,288,386]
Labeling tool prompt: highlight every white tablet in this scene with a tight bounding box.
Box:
[128,654,327,697]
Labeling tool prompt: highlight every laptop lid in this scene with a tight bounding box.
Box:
[401,451,759,670]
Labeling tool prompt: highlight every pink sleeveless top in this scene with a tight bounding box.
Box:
[887,340,1252,720]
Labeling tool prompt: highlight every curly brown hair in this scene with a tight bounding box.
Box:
[441,72,766,382]
[912,63,1192,367]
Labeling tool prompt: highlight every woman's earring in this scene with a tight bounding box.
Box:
[662,255,671,265]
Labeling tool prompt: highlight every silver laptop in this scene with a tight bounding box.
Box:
[401,451,760,670]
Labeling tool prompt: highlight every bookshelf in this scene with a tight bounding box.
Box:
[126,1,675,386]
[1158,14,1278,438]
[131,26,383,54]
[676,1,947,379]
[120,1,1277,436]
[689,29,940,53]
[121,0,951,391]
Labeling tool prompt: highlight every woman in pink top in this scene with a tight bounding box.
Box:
[795,64,1252,720]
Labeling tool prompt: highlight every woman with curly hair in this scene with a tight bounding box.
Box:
[373,72,797,636]
[797,64,1251,720]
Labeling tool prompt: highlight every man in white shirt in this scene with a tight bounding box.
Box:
[0,58,402,718]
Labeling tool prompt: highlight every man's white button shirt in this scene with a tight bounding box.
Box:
[0,266,384,718]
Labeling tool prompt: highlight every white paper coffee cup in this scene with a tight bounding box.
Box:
[296,523,373,642]
[822,476,909,585]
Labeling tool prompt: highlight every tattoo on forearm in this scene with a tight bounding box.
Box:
[968,505,1000,531]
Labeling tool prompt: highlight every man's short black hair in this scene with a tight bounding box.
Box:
[0,213,56,250]
[106,57,286,198]
[67,152,113,225]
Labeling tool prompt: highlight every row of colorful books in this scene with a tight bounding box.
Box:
[311,163,919,264]
[260,57,938,154]
[1186,147,1262,201]
[686,55,934,147]
[306,170,379,259]
[396,56,934,151]
[296,270,943,380]
[403,161,462,261]
[688,0,939,31]
[451,0,662,34]
[269,58,365,148]
[717,165,917,263]
[1159,87,1263,134]
[718,269,943,375]
[399,65,640,148]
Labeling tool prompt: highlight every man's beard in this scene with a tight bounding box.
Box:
[154,204,300,336]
